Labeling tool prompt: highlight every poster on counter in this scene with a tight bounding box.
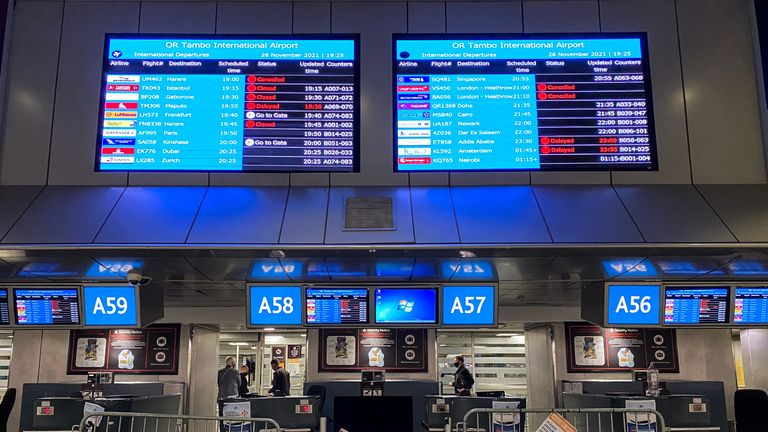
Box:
[222,401,252,432]
[491,400,521,432]
[319,328,427,372]
[565,323,678,373]
[67,324,180,374]
[625,400,658,432]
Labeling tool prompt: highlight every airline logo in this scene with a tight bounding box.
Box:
[105,102,138,110]
[106,84,139,92]
[105,93,139,101]
[398,129,431,138]
[105,111,137,118]
[102,129,136,137]
[102,147,135,155]
[103,120,137,128]
[398,120,431,128]
[102,138,135,146]
[101,156,135,164]
[106,75,140,83]
[398,147,431,156]
[398,138,431,146]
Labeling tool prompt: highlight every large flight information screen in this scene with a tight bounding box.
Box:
[305,288,368,325]
[393,33,656,171]
[663,287,729,325]
[734,287,768,325]
[14,288,81,326]
[97,34,360,172]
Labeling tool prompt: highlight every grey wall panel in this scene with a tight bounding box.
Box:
[601,0,691,185]
[698,184,768,242]
[3,186,123,244]
[187,187,288,243]
[406,2,449,187]
[48,2,138,186]
[324,187,414,244]
[128,2,215,186]
[279,187,328,244]
[210,2,292,187]
[446,1,529,186]
[0,186,43,239]
[410,187,459,244]
[615,185,736,243]
[524,0,608,185]
[677,0,765,184]
[533,185,643,243]
[290,2,332,187]
[330,2,408,186]
[0,2,62,185]
[452,186,551,243]
[95,186,206,243]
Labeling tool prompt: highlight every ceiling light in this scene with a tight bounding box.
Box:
[250,346,258,350]
[496,334,515,337]
[227,342,249,346]
[264,328,275,331]
[459,250,476,258]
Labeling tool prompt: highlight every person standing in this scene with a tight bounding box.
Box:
[218,356,241,400]
[238,365,250,396]
[268,359,291,396]
[453,355,474,396]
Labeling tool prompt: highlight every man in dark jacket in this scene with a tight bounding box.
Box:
[452,355,474,396]
[268,359,291,396]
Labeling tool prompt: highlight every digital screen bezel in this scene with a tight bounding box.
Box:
[304,286,371,327]
[662,284,731,327]
[373,286,439,326]
[391,32,658,173]
[12,286,83,327]
[95,33,362,173]
[732,284,768,326]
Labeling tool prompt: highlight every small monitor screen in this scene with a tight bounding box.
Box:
[0,290,9,326]
[14,288,81,326]
[734,287,768,325]
[305,288,368,325]
[663,286,729,325]
[374,288,437,324]
[393,33,656,172]
[97,34,360,173]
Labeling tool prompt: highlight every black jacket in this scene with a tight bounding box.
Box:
[269,367,291,396]
[454,365,474,395]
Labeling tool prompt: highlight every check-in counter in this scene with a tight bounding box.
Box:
[28,394,181,432]
[423,395,526,432]
[563,392,717,432]
[561,380,727,432]
[219,396,320,432]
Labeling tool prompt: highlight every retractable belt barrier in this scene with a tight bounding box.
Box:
[461,407,667,432]
[79,412,282,432]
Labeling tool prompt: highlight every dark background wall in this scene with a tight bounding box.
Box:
[0,0,763,187]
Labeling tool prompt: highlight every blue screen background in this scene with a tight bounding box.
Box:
[375,288,436,324]
[249,286,302,326]
[442,285,496,325]
[606,284,661,325]
[83,286,138,326]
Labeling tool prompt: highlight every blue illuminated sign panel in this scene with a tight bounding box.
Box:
[248,286,302,327]
[393,34,657,172]
[606,284,661,326]
[83,286,138,326]
[442,285,496,326]
[97,35,360,173]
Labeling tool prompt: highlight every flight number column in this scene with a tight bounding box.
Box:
[132,74,243,170]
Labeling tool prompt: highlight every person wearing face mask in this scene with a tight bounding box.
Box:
[452,355,474,396]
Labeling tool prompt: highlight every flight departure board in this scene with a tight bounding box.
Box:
[734,287,768,325]
[14,288,81,326]
[97,34,360,172]
[0,289,9,326]
[663,287,729,325]
[393,34,656,171]
[306,288,368,325]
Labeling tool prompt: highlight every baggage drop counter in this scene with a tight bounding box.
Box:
[423,395,526,432]
[219,396,321,431]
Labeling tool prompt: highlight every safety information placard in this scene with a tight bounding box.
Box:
[535,413,576,432]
